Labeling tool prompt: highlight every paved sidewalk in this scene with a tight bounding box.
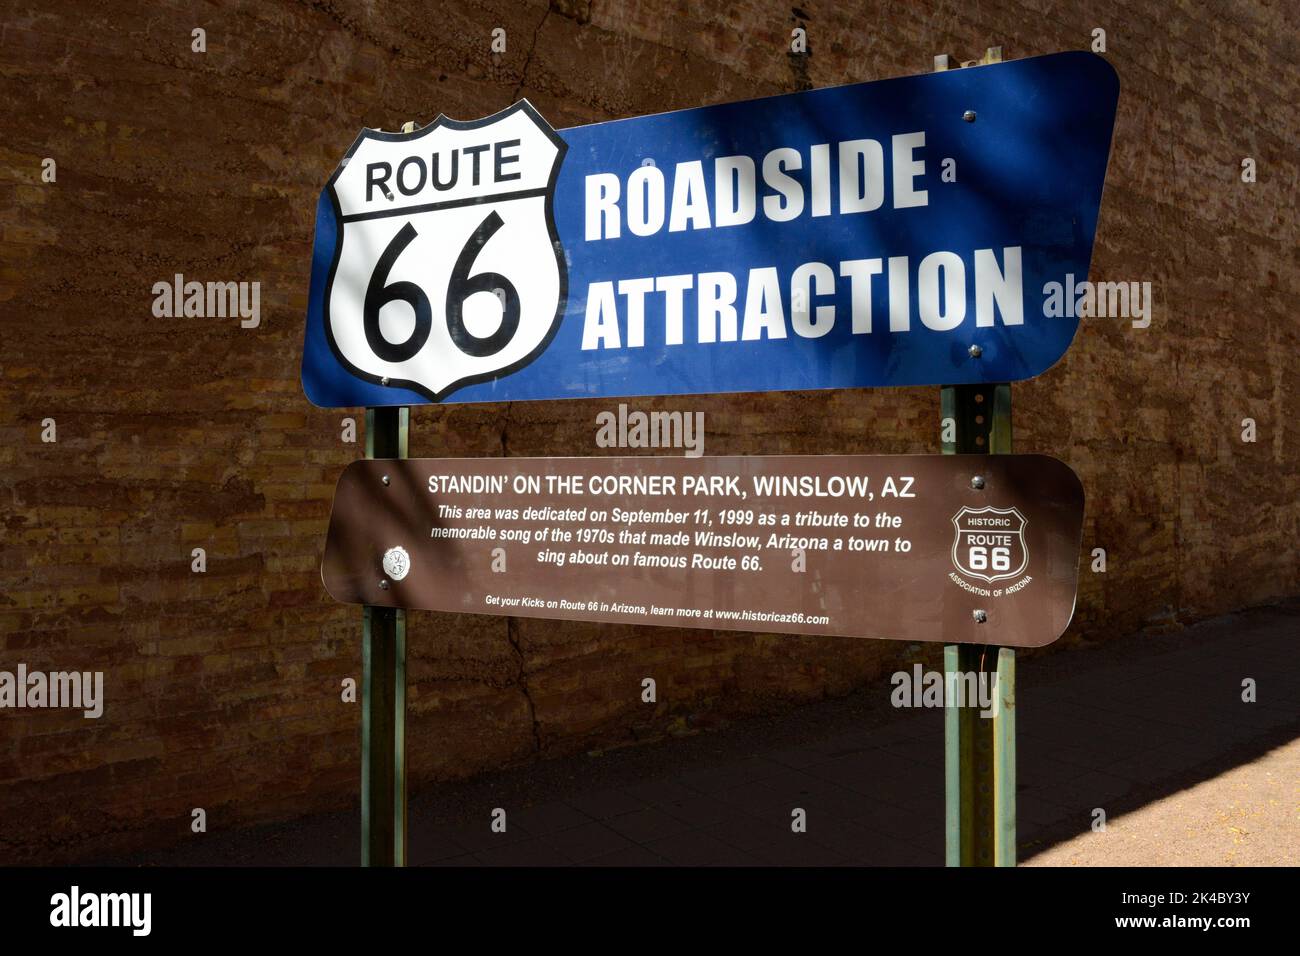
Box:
[106,600,1299,866]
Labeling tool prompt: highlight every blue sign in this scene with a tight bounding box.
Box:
[302,51,1118,407]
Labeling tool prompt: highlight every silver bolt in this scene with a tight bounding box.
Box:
[382,475,390,486]
[379,579,390,590]
[963,110,977,122]
[968,344,983,358]
[973,609,987,623]
[380,376,390,386]
[971,475,985,490]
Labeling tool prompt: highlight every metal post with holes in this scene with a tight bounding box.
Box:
[941,384,1015,866]
[937,47,1017,867]
[361,406,409,867]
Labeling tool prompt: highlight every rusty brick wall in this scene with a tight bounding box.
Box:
[0,0,1295,863]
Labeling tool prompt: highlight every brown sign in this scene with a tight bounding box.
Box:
[322,454,1084,648]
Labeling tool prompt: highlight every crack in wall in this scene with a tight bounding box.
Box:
[301,0,391,56]
[505,616,543,752]
[510,2,556,103]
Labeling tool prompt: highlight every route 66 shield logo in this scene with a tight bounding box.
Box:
[321,101,567,401]
[951,506,1029,583]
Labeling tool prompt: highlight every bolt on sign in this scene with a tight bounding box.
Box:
[301,52,1119,407]
[322,455,1085,648]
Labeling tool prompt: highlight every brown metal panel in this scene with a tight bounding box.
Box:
[322,454,1084,649]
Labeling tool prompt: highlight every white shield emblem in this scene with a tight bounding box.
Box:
[324,101,566,400]
[951,506,1029,583]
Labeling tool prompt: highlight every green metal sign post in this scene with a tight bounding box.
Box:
[939,47,1017,868]
[359,117,418,868]
[942,382,1016,866]
[361,405,409,866]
